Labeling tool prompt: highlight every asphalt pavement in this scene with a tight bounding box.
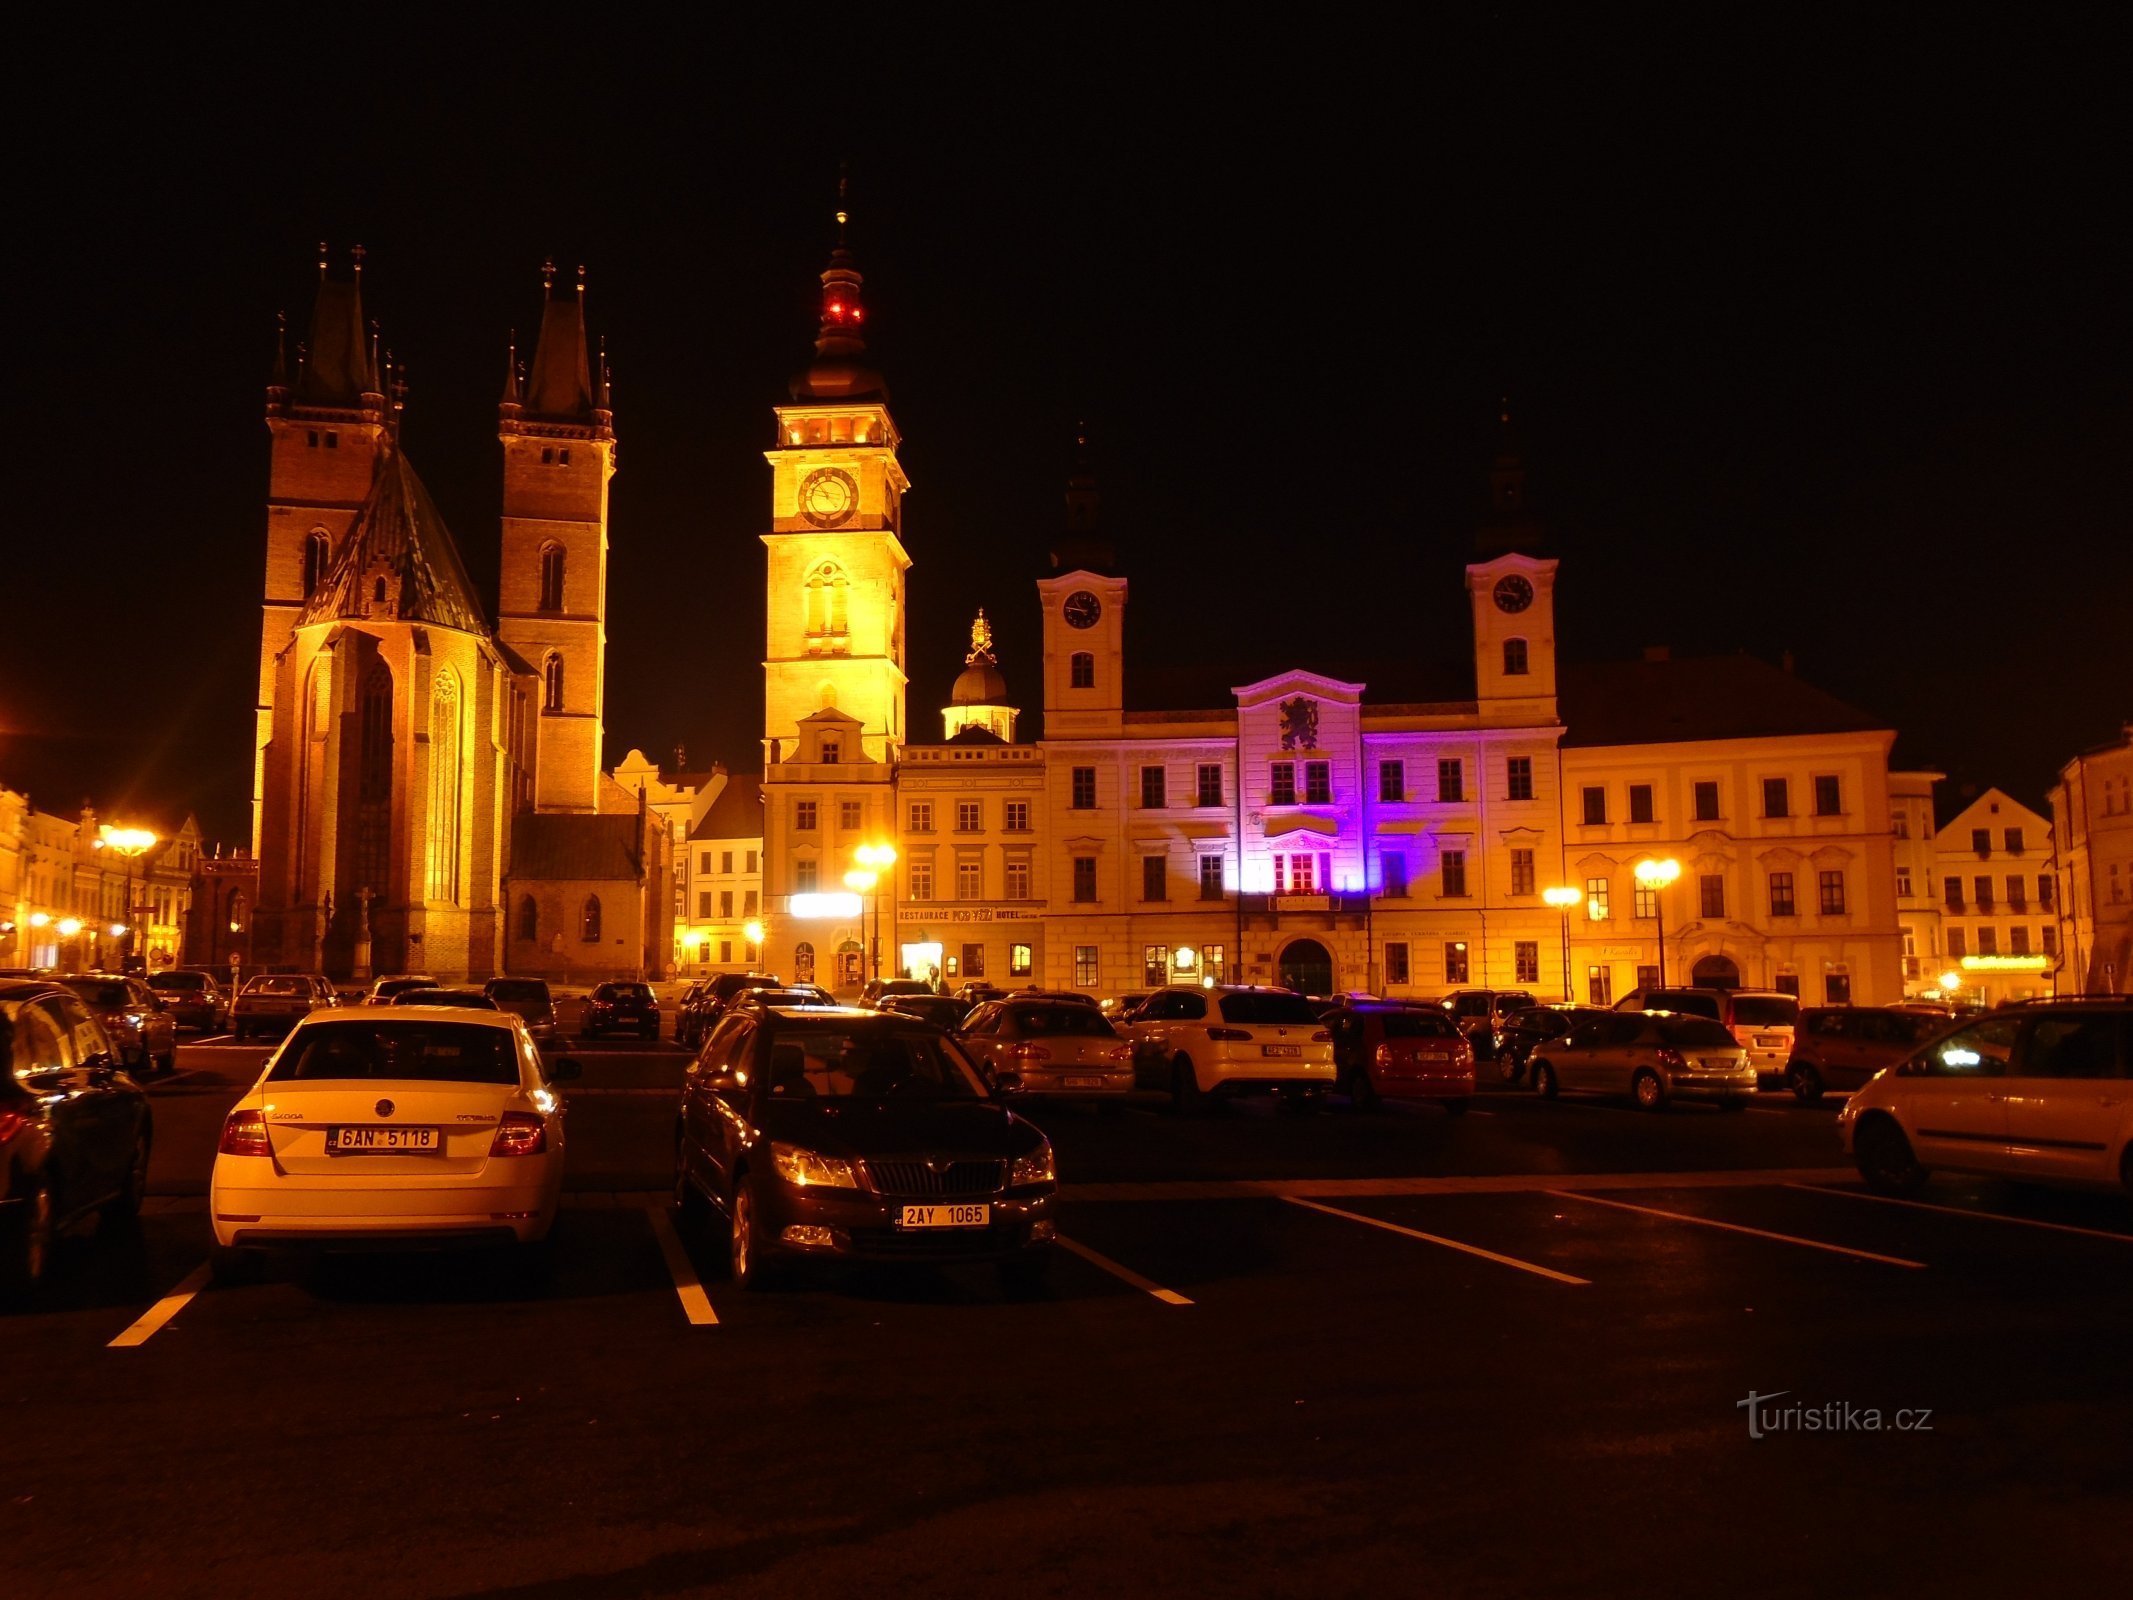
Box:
[7,1015,2132,1600]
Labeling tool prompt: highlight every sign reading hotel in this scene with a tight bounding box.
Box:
[897,906,1042,924]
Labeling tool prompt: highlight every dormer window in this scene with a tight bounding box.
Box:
[821,739,841,764]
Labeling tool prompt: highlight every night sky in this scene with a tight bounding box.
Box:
[5,13,2126,848]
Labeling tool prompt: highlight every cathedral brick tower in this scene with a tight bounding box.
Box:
[256,245,392,857]
[497,263,616,814]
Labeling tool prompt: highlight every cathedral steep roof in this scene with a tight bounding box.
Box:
[296,450,489,634]
[526,288,593,418]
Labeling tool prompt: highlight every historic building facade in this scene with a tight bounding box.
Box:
[1931,786,2058,1005]
[2051,723,2133,996]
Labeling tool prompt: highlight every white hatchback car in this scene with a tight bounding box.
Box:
[1839,1000,2131,1196]
[210,1008,577,1278]
[1122,985,1336,1112]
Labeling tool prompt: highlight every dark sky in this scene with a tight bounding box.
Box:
[4,12,2127,847]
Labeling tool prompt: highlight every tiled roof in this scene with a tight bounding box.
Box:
[506,813,642,882]
[692,775,763,841]
[296,450,487,634]
[1559,656,1889,747]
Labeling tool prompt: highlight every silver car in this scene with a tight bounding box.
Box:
[958,999,1135,1097]
[1530,1012,1756,1111]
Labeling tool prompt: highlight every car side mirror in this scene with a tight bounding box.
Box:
[546,1056,584,1083]
[990,1069,1024,1097]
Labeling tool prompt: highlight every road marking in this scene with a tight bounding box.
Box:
[107,1262,211,1348]
[1786,1183,2133,1244]
[644,1206,719,1325]
[1063,1166,1857,1202]
[1055,1234,1194,1305]
[1466,1108,1498,1118]
[1283,1197,1590,1285]
[1546,1190,1926,1268]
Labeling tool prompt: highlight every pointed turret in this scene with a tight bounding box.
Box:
[265,311,290,412]
[1474,397,1552,558]
[525,259,595,420]
[791,172,887,402]
[293,242,374,409]
[1049,424,1117,574]
[499,327,523,420]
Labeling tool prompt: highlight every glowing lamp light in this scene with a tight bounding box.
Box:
[1542,886,1584,909]
[97,825,158,856]
[110,923,128,938]
[30,912,51,928]
[789,892,862,920]
[844,868,878,893]
[855,842,898,871]
[1958,953,2050,972]
[229,921,243,934]
[1633,858,1682,888]
[1937,971,1963,992]
[58,918,83,937]
[743,920,765,946]
[1175,947,1199,972]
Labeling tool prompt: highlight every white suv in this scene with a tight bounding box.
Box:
[1123,985,1336,1113]
[1839,1000,2131,1196]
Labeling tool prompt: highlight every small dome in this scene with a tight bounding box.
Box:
[951,660,1009,705]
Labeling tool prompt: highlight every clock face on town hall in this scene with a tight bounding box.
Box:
[798,467,859,529]
[1493,574,1535,614]
[1062,590,1103,629]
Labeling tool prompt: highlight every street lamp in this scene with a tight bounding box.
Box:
[96,825,158,974]
[742,919,765,969]
[1542,885,1583,1002]
[1634,858,1682,987]
[851,843,898,983]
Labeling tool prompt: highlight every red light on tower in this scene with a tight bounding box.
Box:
[829,301,845,317]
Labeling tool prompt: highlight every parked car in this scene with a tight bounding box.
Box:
[363,974,439,1006]
[1530,1012,1757,1111]
[56,973,177,1076]
[673,1005,1056,1290]
[1438,989,1538,1060]
[390,987,498,1008]
[233,973,339,1039]
[876,994,974,1031]
[1101,992,1149,1022]
[860,977,937,1007]
[1121,985,1337,1113]
[678,973,784,1046]
[209,1008,579,1281]
[582,980,659,1040]
[147,968,229,1033]
[958,998,1135,1099]
[1615,986,1800,1082]
[484,977,559,1046]
[953,981,1007,1006]
[1,979,154,1306]
[1494,1004,1614,1085]
[1840,998,2132,1197]
[1786,1006,1954,1102]
[729,985,837,1016]
[1322,1002,1475,1113]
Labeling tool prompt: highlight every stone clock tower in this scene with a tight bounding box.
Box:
[1465,407,1558,725]
[1038,433,1127,737]
[761,198,911,763]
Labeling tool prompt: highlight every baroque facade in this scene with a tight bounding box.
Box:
[2052,722,2133,995]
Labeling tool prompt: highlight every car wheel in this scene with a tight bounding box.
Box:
[0,1180,54,1309]
[1786,1061,1824,1104]
[1532,1061,1559,1099]
[102,1133,150,1225]
[1348,1067,1382,1113]
[1442,1098,1471,1117]
[1170,1056,1205,1116]
[729,1182,773,1289]
[1856,1117,1928,1196]
[1632,1069,1667,1112]
[1498,1053,1525,1086]
[998,1249,1052,1298]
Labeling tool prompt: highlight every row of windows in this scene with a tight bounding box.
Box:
[1942,874,2055,911]
[1580,775,1845,827]
[906,799,1034,833]
[1074,755,1544,812]
[1944,925,2058,959]
[696,849,763,877]
[1577,868,1850,920]
[694,889,761,920]
[1963,826,2032,856]
[1381,940,1541,986]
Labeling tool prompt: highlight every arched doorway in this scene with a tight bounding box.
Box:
[1277,938,1334,997]
[1691,954,1741,989]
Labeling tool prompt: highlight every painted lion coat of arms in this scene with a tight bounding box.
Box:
[1278,696,1319,752]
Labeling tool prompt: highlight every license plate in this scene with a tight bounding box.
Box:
[897,1203,989,1230]
[327,1126,440,1153]
[1262,1044,1301,1058]
[1754,1035,1782,1047]
[1064,1076,1103,1089]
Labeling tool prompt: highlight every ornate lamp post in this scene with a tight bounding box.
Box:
[96,825,158,974]
[1634,857,1682,988]
[850,842,898,983]
[1542,885,1583,1002]
[742,919,765,972]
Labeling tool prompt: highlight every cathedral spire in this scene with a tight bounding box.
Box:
[791,168,887,401]
[266,310,290,411]
[1474,395,1551,557]
[525,257,594,420]
[292,242,373,409]
[500,329,522,409]
[1049,422,1116,575]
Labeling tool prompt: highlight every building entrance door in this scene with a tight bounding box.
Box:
[1277,938,1334,997]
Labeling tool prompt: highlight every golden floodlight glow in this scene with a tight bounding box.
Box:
[743,920,765,946]
[854,842,898,871]
[1958,953,2051,972]
[30,911,51,928]
[1938,971,1963,991]
[1542,885,1584,909]
[110,923,128,938]
[97,824,159,856]
[1634,857,1682,887]
[58,918,83,937]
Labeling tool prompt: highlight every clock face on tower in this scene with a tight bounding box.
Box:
[799,467,859,529]
[1493,574,1535,614]
[1062,590,1103,629]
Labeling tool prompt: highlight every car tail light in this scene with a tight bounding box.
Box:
[1011,1043,1052,1063]
[218,1108,272,1157]
[1373,1044,1394,1068]
[1105,1043,1130,1064]
[490,1112,547,1157]
[1656,1047,1686,1069]
[1206,1027,1251,1042]
[0,1109,28,1144]
[1310,1030,1331,1042]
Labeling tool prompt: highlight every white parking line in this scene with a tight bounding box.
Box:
[107,1262,211,1348]
[644,1206,719,1326]
[1284,1197,1590,1285]
[1055,1234,1194,1305]
[1786,1183,2133,1244]
[1546,1190,1926,1268]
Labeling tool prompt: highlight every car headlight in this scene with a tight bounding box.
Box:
[770,1142,858,1189]
[1009,1143,1057,1188]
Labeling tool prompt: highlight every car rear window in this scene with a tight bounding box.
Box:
[267,1021,520,1084]
[246,976,310,997]
[487,980,549,1003]
[60,978,131,1008]
[1496,993,1536,1013]
[1731,995,1799,1026]
[393,991,496,1008]
[1661,1017,1740,1049]
[609,984,653,1002]
[1009,1005,1116,1037]
[761,1029,984,1100]
[1218,992,1320,1025]
[1649,991,1722,1020]
[150,972,205,992]
[1379,1012,1455,1039]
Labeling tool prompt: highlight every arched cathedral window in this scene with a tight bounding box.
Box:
[580,895,602,943]
[517,895,539,943]
[303,530,330,597]
[539,543,566,612]
[426,669,462,904]
[543,653,565,714]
